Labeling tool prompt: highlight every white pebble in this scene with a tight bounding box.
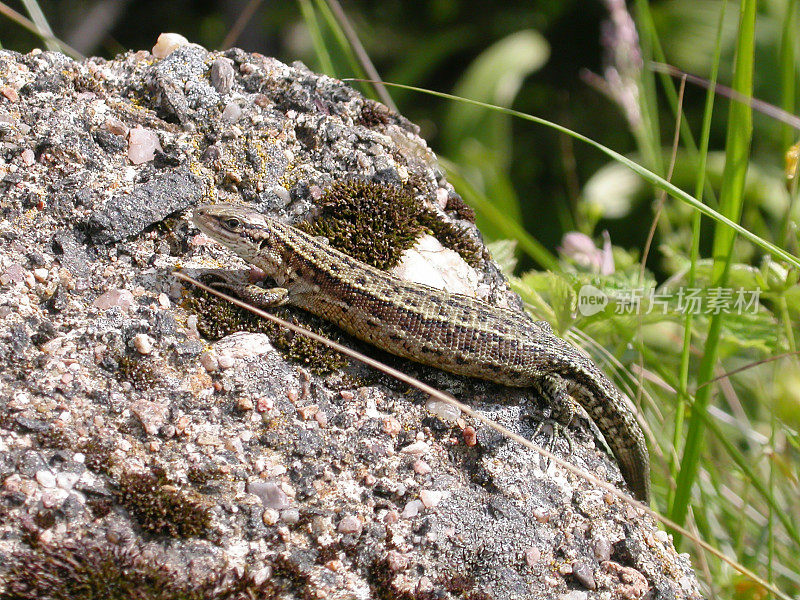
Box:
[262,508,279,526]
[413,460,431,475]
[419,489,447,509]
[56,472,80,490]
[128,126,163,164]
[133,333,154,355]
[200,351,219,372]
[400,441,429,456]
[35,470,56,488]
[217,352,235,369]
[152,32,189,58]
[222,102,242,122]
[93,288,134,311]
[426,398,461,421]
[21,148,35,166]
[401,499,424,519]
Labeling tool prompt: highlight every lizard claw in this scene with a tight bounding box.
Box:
[528,416,576,471]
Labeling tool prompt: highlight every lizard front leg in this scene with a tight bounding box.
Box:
[200,271,290,308]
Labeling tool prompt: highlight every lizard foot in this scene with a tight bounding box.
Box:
[198,271,289,308]
[527,415,576,471]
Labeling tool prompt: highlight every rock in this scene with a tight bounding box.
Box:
[130,399,169,435]
[337,515,362,535]
[210,58,235,93]
[152,32,190,58]
[127,126,162,164]
[36,470,56,488]
[248,481,290,510]
[0,41,702,600]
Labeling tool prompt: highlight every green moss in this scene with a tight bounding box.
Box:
[444,193,476,223]
[186,464,229,486]
[358,101,395,128]
[112,468,212,539]
[80,438,116,475]
[183,288,348,375]
[298,179,481,269]
[418,208,482,268]
[0,539,282,600]
[298,179,423,270]
[116,354,161,391]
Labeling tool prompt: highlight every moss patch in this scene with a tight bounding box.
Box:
[298,179,423,270]
[298,179,481,269]
[112,468,211,539]
[183,288,348,375]
[116,354,162,391]
[0,539,281,600]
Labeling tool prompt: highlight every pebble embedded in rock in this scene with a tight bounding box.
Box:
[36,470,56,488]
[217,352,235,369]
[55,472,80,491]
[383,417,401,436]
[262,508,279,526]
[386,550,408,571]
[93,288,134,310]
[400,441,429,456]
[21,149,35,166]
[571,561,596,590]
[337,515,362,535]
[200,351,219,372]
[210,58,235,93]
[280,508,300,524]
[413,460,431,475]
[594,537,612,561]
[105,117,128,136]
[419,489,447,509]
[297,404,318,420]
[401,499,423,518]
[248,481,290,510]
[133,333,154,355]
[222,102,242,123]
[463,425,478,446]
[130,399,169,436]
[425,398,461,421]
[152,32,189,58]
[213,332,273,359]
[525,547,541,567]
[128,126,163,164]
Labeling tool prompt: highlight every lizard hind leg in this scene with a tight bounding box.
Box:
[528,374,578,469]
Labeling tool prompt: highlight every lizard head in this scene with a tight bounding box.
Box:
[192,203,286,277]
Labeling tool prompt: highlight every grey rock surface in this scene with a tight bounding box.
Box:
[0,43,702,599]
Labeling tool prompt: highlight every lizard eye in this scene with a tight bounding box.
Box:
[223,217,241,231]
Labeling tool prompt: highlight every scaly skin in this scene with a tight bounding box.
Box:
[192,202,651,502]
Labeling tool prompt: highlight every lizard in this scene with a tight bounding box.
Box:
[191,202,651,502]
